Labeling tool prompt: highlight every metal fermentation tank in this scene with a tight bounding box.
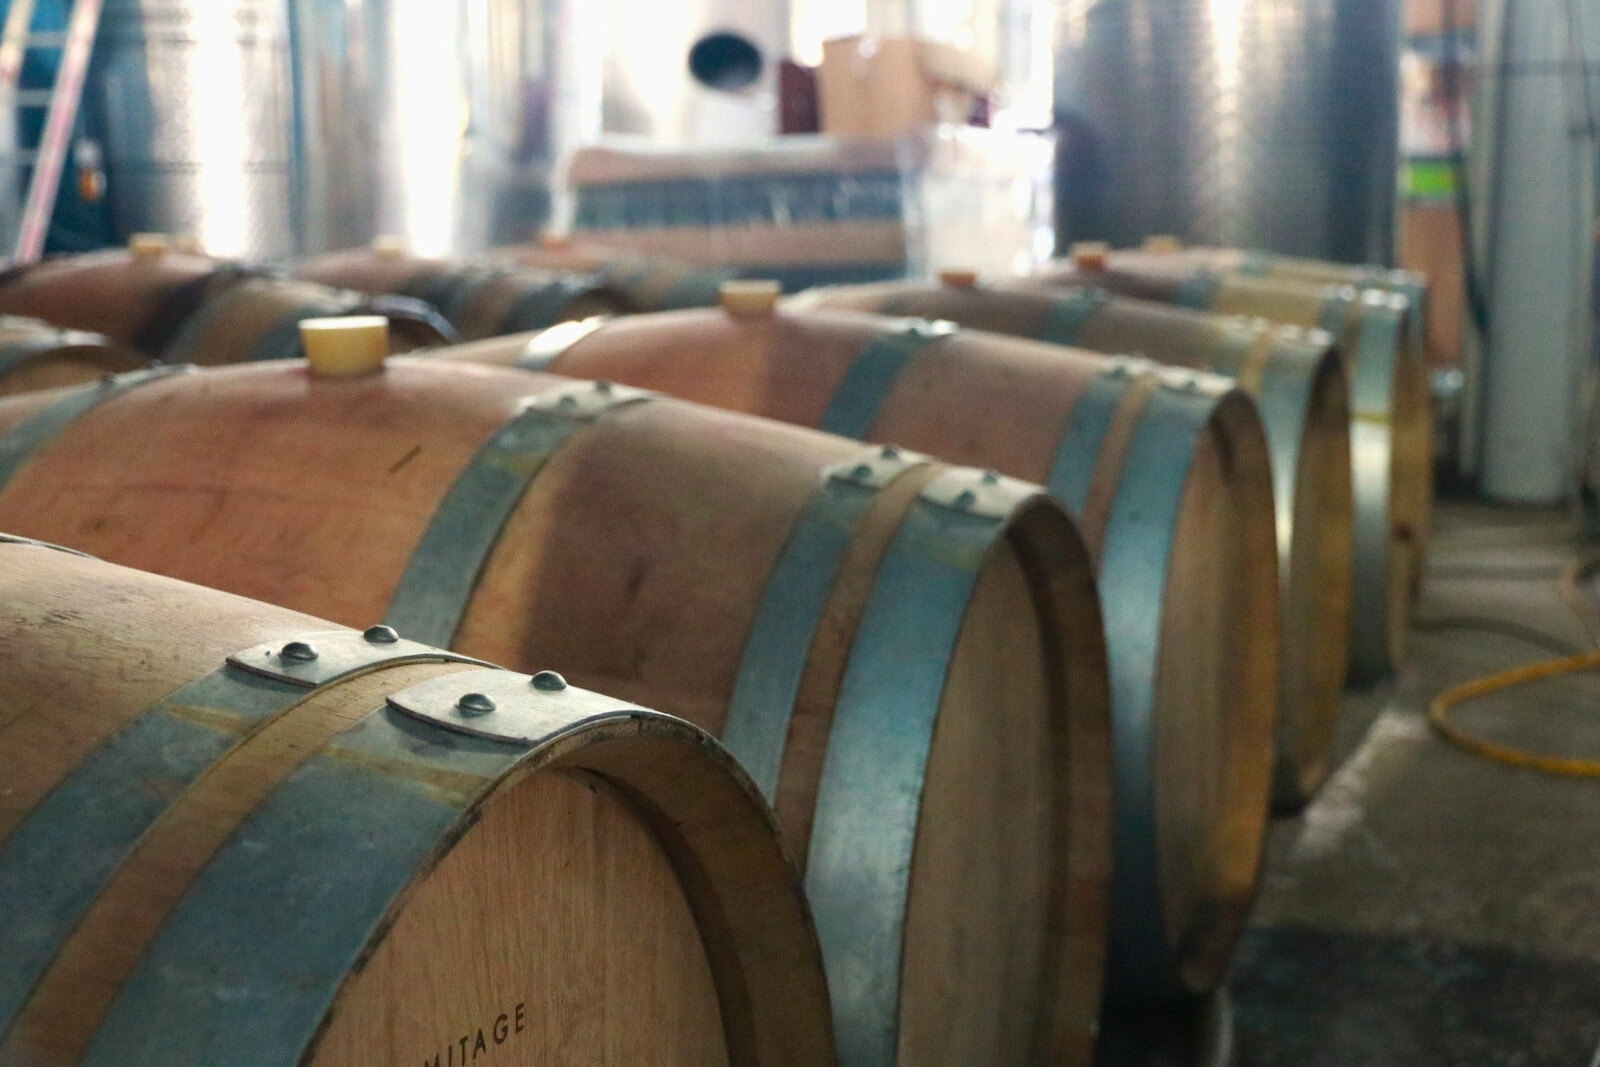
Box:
[94,0,296,258]
[1055,0,1403,263]
[290,0,599,256]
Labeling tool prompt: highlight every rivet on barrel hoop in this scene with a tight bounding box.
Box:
[280,641,318,662]
[363,625,399,644]
[531,670,568,692]
[456,692,496,717]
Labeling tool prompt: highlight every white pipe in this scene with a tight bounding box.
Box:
[1479,0,1600,502]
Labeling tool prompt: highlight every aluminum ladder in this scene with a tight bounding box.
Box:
[0,0,102,262]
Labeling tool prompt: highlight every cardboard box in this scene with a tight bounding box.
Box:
[1407,0,1474,38]
[817,35,994,140]
[1399,202,1467,366]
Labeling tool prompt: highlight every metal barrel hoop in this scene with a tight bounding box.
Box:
[720,443,929,801]
[817,317,958,440]
[78,665,650,1066]
[383,379,655,648]
[0,628,486,1044]
[498,273,605,335]
[1036,286,1115,347]
[804,464,1045,1064]
[0,364,191,491]
[1044,358,1230,1002]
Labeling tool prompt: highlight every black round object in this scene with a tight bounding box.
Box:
[688,31,763,92]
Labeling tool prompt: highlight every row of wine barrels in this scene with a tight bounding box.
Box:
[296,246,626,341]
[0,316,145,396]
[1029,248,1432,680]
[0,354,1113,1064]
[1038,241,1430,334]
[495,237,736,313]
[0,246,455,362]
[0,534,835,1065]
[437,296,1281,1005]
[0,247,255,355]
[792,275,1354,805]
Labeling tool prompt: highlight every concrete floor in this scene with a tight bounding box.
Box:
[1229,501,1600,1065]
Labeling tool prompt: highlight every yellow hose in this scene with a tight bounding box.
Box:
[1428,648,1600,777]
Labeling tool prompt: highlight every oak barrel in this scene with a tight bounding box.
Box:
[0,247,254,355]
[296,247,626,340]
[1037,242,1430,333]
[0,357,1113,1064]
[0,249,453,362]
[0,317,145,396]
[162,275,456,364]
[1032,249,1430,681]
[0,534,835,1066]
[494,237,735,312]
[793,276,1354,808]
[436,300,1280,1006]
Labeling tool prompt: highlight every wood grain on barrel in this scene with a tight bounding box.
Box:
[0,359,1110,1065]
[795,281,1355,806]
[0,543,834,1065]
[435,307,1275,1003]
[0,250,244,353]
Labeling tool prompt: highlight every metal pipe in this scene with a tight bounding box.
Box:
[1478,0,1600,502]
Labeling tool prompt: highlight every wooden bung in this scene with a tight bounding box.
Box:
[792,278,1354,808]
[1030,248,1432,680]
[0,537,835,1065]
[433,302,1280,1006]
[0,359,1113,1066]
[295,248,627,342]
[0,316,144,397]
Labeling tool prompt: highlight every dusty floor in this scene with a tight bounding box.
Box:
[1228,501,1600,1065]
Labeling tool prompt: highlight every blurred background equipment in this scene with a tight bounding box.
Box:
[1053,0,1404,265]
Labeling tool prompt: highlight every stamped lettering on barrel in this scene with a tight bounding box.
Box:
[420,1001,527,1066]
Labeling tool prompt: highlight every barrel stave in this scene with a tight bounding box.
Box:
[437,306,1277,1004]
[0,541,836,1066]
[0,358,1110,1065]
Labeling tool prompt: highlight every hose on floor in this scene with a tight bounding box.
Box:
[1427,554,1600,777]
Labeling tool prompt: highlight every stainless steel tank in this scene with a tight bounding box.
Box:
[94,0,296,258]
[289,0,599,256]
[1055,0,1403,264]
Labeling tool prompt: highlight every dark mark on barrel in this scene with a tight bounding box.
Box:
[389,445,423,475]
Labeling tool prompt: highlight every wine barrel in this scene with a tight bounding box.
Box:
[296,246,626,340]
[0,317,145,396]
[0,534,835,1066]
[791,276,1353,807]
[494,237,735,312]
[0,247,453,366]
[163,275,456,365]
[1036,241,1430,331]
[436,297,1280,1006]
[1030,249,1431,681]
[0,353,1113,1065]
[0,246,257,355]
